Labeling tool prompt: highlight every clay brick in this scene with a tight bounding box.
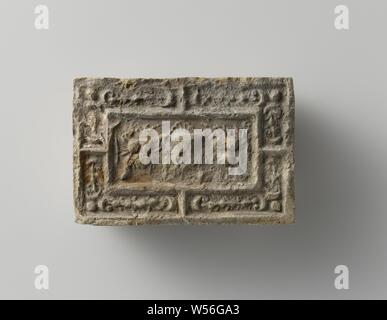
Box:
[73,77,295,225]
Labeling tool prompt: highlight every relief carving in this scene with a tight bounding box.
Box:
[81,153,104,200]
[73,77,295,224]
[80,109,105,148]
[190,194,267,213]
[98,195,177,213]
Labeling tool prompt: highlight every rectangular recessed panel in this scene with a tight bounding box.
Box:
[73,77,295,225]
[106,113,257,190]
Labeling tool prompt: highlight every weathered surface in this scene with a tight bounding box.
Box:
[73,77,295,225]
